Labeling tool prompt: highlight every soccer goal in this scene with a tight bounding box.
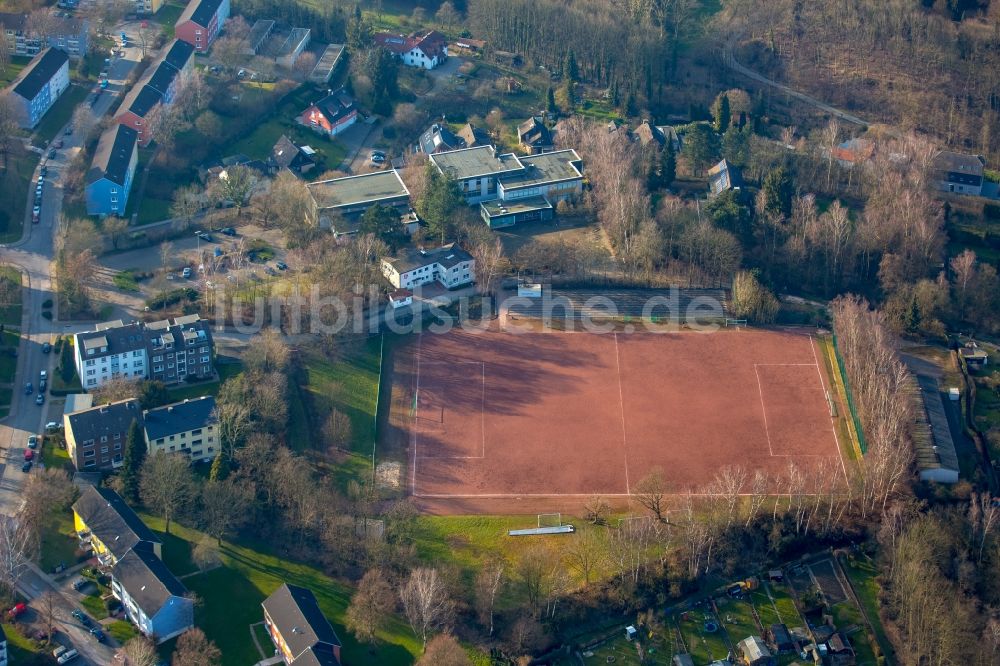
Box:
[725,318,749,328]
[508,513,576,536]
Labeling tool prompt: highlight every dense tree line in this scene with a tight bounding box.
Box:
[721,0,1000,161]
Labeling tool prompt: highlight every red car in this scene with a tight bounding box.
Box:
[7,603,25,620]
[23,449,33,461]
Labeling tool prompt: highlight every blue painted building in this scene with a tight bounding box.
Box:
[85,125,138,217]
[5,47,69,129]
[111,547,193,643]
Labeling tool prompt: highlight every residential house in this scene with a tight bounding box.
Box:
[381,243,474,290]
[269,135,315,175]
[517,117,553,154]
[142,396,219,462]
[388,289,413,309]
[204,153,270,182]
[633,119,667,150]
[959,342,989,370]
[708,158,741,197]
[64,398,142,471]
[832,137,874,169]
[73,315,214,389]
[262,584,342,665]
[4,47,69,129]
[300,89,357,137]
[111,548,193,643]
[309,43,344,84]
[174,0,230,52]
[72,485,162,566]
[115,39,195,146]
[135,0,164,15]
[456,122,491,148]
[419,123,465,154]
[0,11,88,58]
[736,635,772,666]
[932,150,985,196]
[85,125,138,216]
[374,29,447,70]
[307,170,410,224]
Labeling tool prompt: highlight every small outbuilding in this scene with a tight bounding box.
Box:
[767,623,794,653]
[737,635,773,666]
[673,654,695,666]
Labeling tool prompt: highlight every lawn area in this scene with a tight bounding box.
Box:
[155,1,186,37]
[0,265,22,326]
[80,589,109,620]
[299,336,382,458]
[112,270,140,292]
[764,582,801,626]
[0,354,15,384]
[0,57,29,86]
[1,621,48,661]
[138,515,424,666]
[32,84,90,148]
[584,634,672,665]
[107,619,140,643]
[749,588,782,628]
[0,145,40,242]
[38,511,79,573]
[40,436,71,471]
[841,555,895,663]
[716,595,760,645]
[166,361,243,401]
[675,609,730,664]
[135,196,173,225]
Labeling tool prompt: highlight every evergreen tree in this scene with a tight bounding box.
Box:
[121,419,146,503]
[713,93,731,133]
[563,50,578,82]
[415,166,464,243]
[721,125,750,167]
[625,91,637,117]
[611,80,620,108]
[359,203,407,251]
[346,4,372,52]
[682,123,721,175]
[761,166,794,218]
[209,453,229,482]
[645,63,653,106]
[365,47,398,115]
[661,139,676,187]
[546,86,556,114]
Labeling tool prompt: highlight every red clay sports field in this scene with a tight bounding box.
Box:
[395,328,845,512]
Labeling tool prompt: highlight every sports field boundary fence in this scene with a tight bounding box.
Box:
[371,332,386,485]
[830,331,868,455]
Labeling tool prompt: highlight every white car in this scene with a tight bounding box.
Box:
[57,648,78,664]
[52,645,67,658]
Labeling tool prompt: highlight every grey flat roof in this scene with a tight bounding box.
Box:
[12,48,68,101]
[310,43,344,82]
[498,149,582,191]
[481,196,552,218]
[308,170,409,210]
[429,145,525,181]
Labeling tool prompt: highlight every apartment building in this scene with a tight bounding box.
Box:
[142,396,219,462]
[174,0,230,52]
[64,398,141,470]
[72,485,162,565]
[0,11,88,58]
[4,47,69,129]
[381,243,474,290]
[85,124,139,216]
[73,316,214,390]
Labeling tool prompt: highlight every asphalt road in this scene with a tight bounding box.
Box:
[0,25,152,664]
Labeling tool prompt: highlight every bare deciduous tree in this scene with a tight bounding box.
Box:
[140,452,196,533]
[121,635,158,666]
[473,556,504,636]
[417,633,470,665]
[633,467,669,522]
[346,568,395,645]
[400,567,453,649]
[322,408,353,454]
[201,479,251,544]
[172,628,221,666]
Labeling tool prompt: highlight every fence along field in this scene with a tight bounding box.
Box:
[389,327,846,514]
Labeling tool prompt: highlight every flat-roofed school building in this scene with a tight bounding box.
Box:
[307,170,410,225]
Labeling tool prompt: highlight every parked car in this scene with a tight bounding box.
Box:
[57,648,79,664]
[21,461,32,473]
[47,149,56,159]
[276,261,288,270]
[64,126,72,136]
[32,205,40,216]
[24,382,32,394]
[70,609,89,625]
[39,165,47,176]
[7,603,26,619]
[52,645,67,658]
[32,212,40,224]
[181,267,192,279]
[27,435,37,449]
[45,421,61,431]
[40,370,47,381]
[71,578,87,591]
[90,627,105,642]
[24,449,33,461]
[197,232,213,242]
[213,247,222,257]
[42,342,51,353]
[53,139,63,149]
[35,393,44,405]
[39,378,46,392]
[220,227,236,236]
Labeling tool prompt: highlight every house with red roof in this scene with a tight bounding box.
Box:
[299,89,358,137]
[373,29,448,70]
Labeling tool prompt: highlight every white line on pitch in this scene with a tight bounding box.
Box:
[753,364,775,456]
[613,332,631,496]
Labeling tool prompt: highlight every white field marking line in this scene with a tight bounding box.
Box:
[414,490,852,499]
[613,332,631,496]
[753,364,775,456]
[411,332,423,496]
[412,360,486,460]
[810,335,850,484]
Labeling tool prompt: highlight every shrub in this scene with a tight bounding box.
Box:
[145,288,198,311]
[42,299,53,309]
[41,311,52,320]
